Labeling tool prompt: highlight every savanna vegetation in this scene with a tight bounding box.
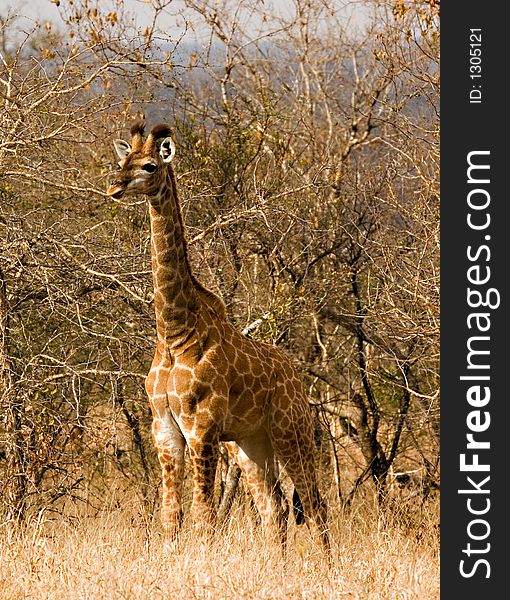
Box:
[0,0,439,597]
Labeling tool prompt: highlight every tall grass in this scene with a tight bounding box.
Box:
[0,492,438,599]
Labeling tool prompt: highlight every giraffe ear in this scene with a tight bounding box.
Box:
[113,139,131,159]
[159,137,176,163]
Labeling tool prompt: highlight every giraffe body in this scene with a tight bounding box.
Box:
[107,122,329,550]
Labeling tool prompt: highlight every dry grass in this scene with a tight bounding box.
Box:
[0,495,439,599]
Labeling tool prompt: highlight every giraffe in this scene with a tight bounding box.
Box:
[106,121,330,551]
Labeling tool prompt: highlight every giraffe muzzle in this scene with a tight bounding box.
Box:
[107,184,125,199]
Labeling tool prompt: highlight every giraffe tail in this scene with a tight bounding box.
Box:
[292,488,305,525]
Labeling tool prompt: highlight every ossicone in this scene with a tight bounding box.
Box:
[130,120,146,138]
[150,124,173,141]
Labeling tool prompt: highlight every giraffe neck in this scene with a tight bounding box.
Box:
[149,168,199,349]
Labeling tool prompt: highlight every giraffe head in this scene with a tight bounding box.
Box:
[107,121,176,199]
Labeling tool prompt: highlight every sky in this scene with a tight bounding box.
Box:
[6,0,290,32]
[5,0,368,42]
[6,0,182,31]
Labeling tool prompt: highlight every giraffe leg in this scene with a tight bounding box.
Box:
[273,436,330,554]
[269,391,331,554]
[188,431,219,531]
[151,410,186,538]
[226,434,288,546]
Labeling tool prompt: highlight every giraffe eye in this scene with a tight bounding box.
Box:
[142,163,157,173]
